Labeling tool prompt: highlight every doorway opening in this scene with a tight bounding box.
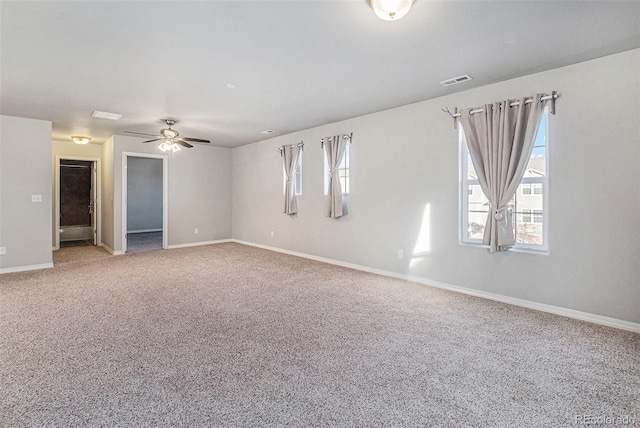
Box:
[55,157,101,250]
[122,153,168,254]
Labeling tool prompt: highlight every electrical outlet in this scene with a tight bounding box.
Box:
[0,247,6,256]
[270,231,274,238]
[31,194,42,202]
[194,228,199,234]
[397,249,403,259]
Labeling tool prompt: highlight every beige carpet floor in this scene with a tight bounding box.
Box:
[52,244,113,266]
[1,243,638,427]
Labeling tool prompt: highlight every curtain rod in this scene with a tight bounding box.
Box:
[321,133,353,149]
[442,92,558,129]
[276,142,304,155]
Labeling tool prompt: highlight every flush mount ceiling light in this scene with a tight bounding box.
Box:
[71,135,91,145]
[368,0,416,21]
[261,130,276,135]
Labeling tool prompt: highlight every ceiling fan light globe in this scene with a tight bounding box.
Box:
[171,143,181,152]
[368,0,415,21]
[158,141,172,152]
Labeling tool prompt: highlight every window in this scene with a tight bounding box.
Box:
[283,152,302,196]
[324,143,349,195]
[294,153,302,196]
[460,110,548,251]
[533,209,543,224]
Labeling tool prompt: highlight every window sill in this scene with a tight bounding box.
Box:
[460,241,549,256]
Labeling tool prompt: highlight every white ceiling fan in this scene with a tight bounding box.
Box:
[125,119,211,152]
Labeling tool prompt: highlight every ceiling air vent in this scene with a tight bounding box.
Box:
[91,110,122,120]
[440,74,473,87]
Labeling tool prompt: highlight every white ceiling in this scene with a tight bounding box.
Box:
[2,1,639,148]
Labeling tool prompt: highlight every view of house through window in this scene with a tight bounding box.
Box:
[324,144,350,195]
[461,110,548,251]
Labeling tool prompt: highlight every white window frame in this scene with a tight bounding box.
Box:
[459,108,549,253]
[324,143,349,196]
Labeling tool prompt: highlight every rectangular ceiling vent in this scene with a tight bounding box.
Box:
[440,74,473,87]
[91,110,122,120]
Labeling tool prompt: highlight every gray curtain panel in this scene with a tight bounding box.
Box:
[460,95,546,252]
[324,135,349,218]
[282,145,302,215]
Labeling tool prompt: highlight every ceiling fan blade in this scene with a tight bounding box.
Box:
[181,137,211,144]
[142,138,163,144]
[175,140,194,148]
[125,131,160,137]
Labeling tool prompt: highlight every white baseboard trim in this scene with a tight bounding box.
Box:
[0,262,54,274]
[100,244,124,256]
[168,239,233,250]
[127,229,162,234]
[231,239,640,334]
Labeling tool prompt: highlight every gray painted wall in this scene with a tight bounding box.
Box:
[165,141,233,245]
[126,156,163,232]
[232,49,640,323]
[0,115,53,271]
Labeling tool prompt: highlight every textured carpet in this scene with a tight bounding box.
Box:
[126,231,163,254]
[1,243,638,427]
[53,245,112,267]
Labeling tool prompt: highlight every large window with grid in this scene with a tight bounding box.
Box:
[460,110,549,251]
[324,144,349,195]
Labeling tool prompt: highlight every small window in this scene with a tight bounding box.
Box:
[283,152,302,196]
[294,152,302,196]
[324,144,350,195]
[460,110,548,251]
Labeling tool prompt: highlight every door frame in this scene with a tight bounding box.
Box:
[121,152,168,253]
[54,155,102,250]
